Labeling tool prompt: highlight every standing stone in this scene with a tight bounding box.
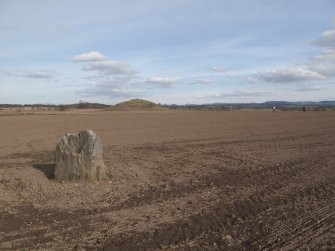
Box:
[54,129,107,182]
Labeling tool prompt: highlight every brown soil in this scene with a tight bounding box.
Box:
[0,110,334,250]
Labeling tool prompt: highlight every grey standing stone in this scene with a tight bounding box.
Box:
[54,129,107,182]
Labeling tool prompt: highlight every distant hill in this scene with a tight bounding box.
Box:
[111,99,164,111]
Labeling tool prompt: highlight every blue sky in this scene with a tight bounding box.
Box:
[0,0,334,104]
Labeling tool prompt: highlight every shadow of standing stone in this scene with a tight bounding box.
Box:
[54,129,107,182]
[33,163,55,180]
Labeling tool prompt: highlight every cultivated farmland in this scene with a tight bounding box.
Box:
[0,109,334,250]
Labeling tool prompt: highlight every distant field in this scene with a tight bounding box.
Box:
[0,110,335,250]
[0,107,106,116]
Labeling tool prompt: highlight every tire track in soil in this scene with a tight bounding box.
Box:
[250,184,335,250]
[104,157,321,213]
[98,137,335,250]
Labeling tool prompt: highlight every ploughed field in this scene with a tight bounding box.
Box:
[0,110,334,250]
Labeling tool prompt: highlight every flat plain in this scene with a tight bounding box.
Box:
[0,109,335,250]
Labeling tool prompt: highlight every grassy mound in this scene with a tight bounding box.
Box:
[112,99,164,111]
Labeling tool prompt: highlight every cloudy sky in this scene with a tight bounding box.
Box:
[0,0,334,104]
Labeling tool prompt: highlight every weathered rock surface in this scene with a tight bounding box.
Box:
[54,129,106,182]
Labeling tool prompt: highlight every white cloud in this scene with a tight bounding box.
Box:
[255,67,325,83]
[194,93,221,99]
[314,49,335,61]
[308,49,335,77]
[195,90,270,99]
[211,66,228,73]
[190,78,214,85]
[0,69,58,81]
[100,76,133,84]
[309,62,335,77]
[82,87,137,98]
[0,69,11,76]
[147,77,176,87]
[245,76,258,84]
[295,85,325,92]
[72,51,135,77]
[22,71,55,80]
[79,74,144,99]
[313,30,335,48]
[304,28,335,77]
[72,51,108,62]
[82,75,104,81]
[250,28,335,86]
[224,90,270,97]
[72,52,141,99]
[83,60,134,76]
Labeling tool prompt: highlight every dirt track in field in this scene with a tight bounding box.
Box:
[0,110,334,250]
